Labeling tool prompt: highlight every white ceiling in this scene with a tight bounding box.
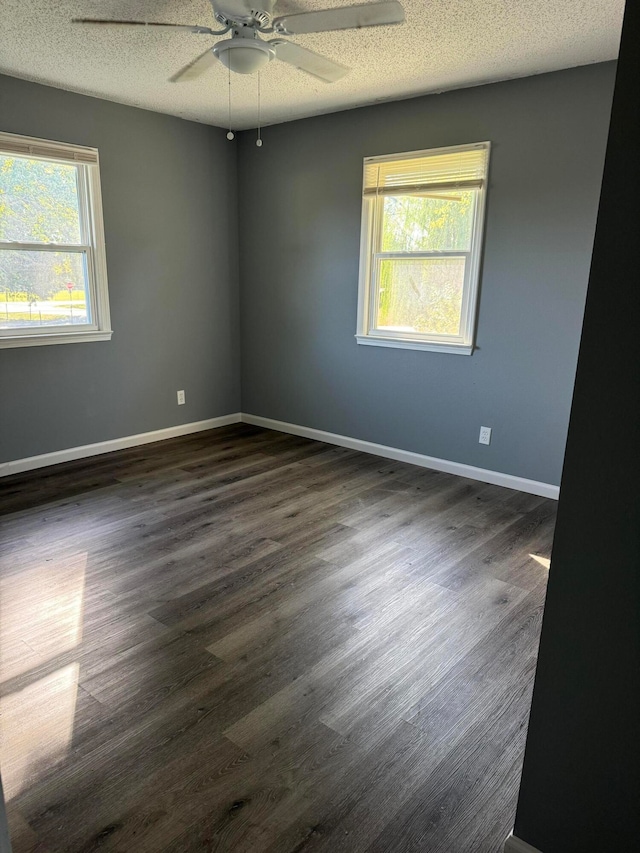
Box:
[0,1,624,130]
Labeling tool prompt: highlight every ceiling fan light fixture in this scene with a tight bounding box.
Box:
[213,38,275,75]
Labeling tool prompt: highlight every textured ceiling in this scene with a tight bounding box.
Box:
[0,1,624,130]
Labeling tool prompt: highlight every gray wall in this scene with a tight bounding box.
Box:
[0,74,240,463]
[237,63,616,486]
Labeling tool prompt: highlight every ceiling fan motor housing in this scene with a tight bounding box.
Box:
[214,1,276,27]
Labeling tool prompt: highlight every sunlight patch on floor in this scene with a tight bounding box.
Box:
[530,554,551,569]
[0,663,79,799]
[0,554,86,799]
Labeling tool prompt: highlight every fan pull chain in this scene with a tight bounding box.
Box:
[226,64,234,140]
[256,72,263,147]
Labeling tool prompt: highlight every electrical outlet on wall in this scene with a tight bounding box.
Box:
[479,426,492,445]
[177,390,186,405]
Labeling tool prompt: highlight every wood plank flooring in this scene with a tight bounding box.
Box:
[0,424,555,853]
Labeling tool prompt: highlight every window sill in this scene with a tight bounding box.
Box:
[0,329,113,349]
[355,334,473,355]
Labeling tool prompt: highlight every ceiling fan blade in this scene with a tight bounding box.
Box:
[270,40,349,82]
[272,1,404,35]
[170,49,218,83]
[72,19,216,35]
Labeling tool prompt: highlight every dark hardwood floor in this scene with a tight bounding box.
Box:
[0,424,555,853]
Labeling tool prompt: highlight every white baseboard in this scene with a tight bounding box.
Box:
[0,411,560,500]
[241,413,560,500]
[0,413,242,478]
[504,832,543,853]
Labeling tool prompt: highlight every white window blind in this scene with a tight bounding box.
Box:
[0,131,98,166]
[363,143,489,197]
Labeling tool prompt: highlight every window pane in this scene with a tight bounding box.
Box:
[0,250,90,329]
[0,155,82,244]
[381,190,475,253]
[376,257,465,336]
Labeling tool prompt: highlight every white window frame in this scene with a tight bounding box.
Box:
[356,142,490,355]
[0,131,112,348]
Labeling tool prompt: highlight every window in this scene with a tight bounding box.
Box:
[356,142,490,354]
[0,131,111,348]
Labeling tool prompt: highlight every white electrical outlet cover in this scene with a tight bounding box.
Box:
[479,426,491,445]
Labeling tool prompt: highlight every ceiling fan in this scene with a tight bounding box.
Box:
[72,1,406,84]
